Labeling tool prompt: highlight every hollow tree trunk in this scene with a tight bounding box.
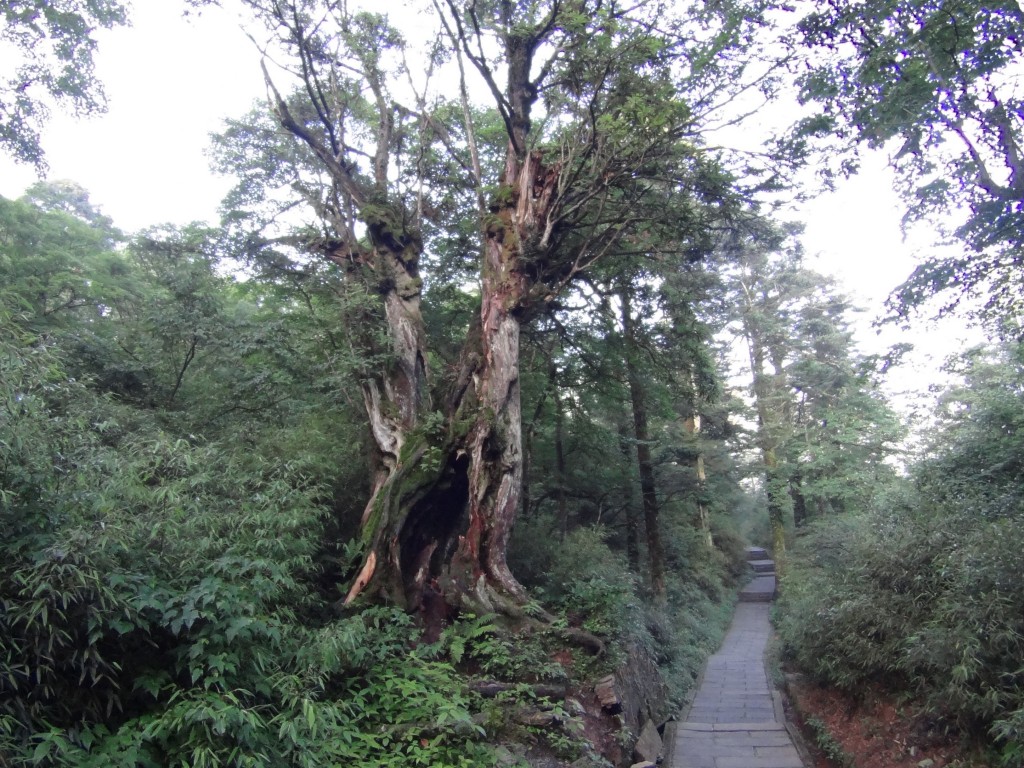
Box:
[342,267,527,610]
[343,146,560,613]
[270,6,576,616]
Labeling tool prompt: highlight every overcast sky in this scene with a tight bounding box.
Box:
[0,1,981,423]
[0,3,264,230]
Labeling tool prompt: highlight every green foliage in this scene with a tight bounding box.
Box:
[722,221,904,542]
[430,613,498,668]
[511,522,642,642]
[792,0,1024,325]
[777,505,1024,765]
[1,0,129,169]
[0,347,492,764]
[805,716,854,768]
[650,514,741,709]
[509,513,739,710]
[0,191,494,767]
[776,341,1024,766]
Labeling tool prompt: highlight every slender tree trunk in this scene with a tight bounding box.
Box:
[617,422,642,572]
[790,470,808,527]
[522,410,540,522]
[764,447,789,572]
[741,305,792,575]
[684,414,714,548]
[553,384,569,538]
[522,360,558,522]
[620,285,666,599]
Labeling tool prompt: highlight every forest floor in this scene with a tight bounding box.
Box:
[784,674,993,768]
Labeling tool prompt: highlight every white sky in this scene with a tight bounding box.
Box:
[0,1,982,428]
[0,3,265,230]
[1,3,915,298]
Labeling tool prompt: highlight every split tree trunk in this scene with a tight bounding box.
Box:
[342,146,564,613]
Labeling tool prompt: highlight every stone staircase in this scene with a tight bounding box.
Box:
[666,545,804,767]
[739,546,776,603]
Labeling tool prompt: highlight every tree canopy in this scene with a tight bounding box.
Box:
[2,0,1022,764]
[1,0,129,170]
[793,0,1024,326]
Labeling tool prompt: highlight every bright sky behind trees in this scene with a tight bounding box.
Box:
[0,0,981,419]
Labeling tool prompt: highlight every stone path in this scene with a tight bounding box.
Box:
[665,548,805,768]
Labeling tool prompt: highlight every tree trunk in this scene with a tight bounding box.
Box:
[684,414,714,549]
[741,306,792,575]
[790,469,808,527]
[617,421,642,572]
[343,144,565,613]
[335,225,444,608]
[522,360,558,521]
[522,404,541,522]
[764,447,789,572]
[620,285,666,599]
[553,384,569,539]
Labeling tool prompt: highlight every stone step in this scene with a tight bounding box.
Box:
[745,546,769,561]
[749,559,775,574]
[739,575,776,603]
[738,588,774,603]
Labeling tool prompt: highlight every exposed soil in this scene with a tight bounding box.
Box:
[784,674,991,768]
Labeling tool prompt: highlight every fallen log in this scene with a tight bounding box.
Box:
[469,680,568,699]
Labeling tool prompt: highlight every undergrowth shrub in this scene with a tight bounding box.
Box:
[776,509,1024,765]
[654,511,740,708]
[510,520,643,644]
[777,343,1024,765]
[709,518,752,585]
[0,332,493,766]
[509,511,740,711]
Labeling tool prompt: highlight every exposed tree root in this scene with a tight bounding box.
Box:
[407,571,607,658]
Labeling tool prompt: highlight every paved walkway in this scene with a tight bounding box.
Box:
[666,551,804,768]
